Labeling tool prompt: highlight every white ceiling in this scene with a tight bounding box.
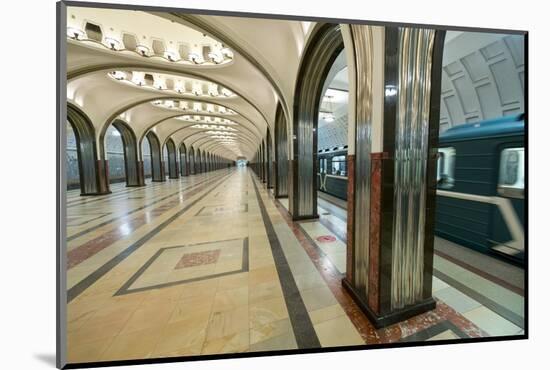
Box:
[67,6,314,160]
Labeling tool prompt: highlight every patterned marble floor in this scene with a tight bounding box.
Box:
[65,168,524,365]
[278,190,525,340]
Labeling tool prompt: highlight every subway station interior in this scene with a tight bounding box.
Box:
[63,6,525,364]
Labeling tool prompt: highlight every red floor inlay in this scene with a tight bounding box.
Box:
[67,176,222,270]
[268,186,487,343]
[316,235,336,243]
[174,250,221,269]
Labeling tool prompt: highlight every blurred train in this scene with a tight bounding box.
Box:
[317,113,525,264]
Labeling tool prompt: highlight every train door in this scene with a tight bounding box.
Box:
[490,142,525,262]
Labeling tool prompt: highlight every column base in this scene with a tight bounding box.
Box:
[169,176,179,179]
[79,191,112,196]
[275,194,288,199]
[342,278,436,329]
[291,214,319,221]
[152,179,166,182]
[126,184,146,187]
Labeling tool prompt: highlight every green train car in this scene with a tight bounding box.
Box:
[435,113,525,264]
[315,114,525,265]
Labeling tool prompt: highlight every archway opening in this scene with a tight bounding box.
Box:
[316,48,349,220]
[141,136,152,180]
[146,131,163,182]
[290,23,344,220]
[179,144,188,176]
[105,125,126,185]
[66,121,80,190]
[67,104,101,195]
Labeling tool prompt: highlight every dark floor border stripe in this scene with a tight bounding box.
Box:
[67,173,226,241]
[251,174,321,349]
[433,269,524,329]
[67,171,234,302]
[114,237,248,296]
[399,320,469,342]
[435,249,524,296]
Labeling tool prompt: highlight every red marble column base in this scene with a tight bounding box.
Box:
[94,159,111,195]
[342,278,436,329]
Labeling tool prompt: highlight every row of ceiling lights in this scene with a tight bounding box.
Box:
[109,71,236,98]
[67,26,234,65]
[152,100,236,115]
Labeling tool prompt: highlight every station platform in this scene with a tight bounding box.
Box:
[66,168,524,363]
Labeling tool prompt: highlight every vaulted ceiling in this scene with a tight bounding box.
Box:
[66,6,313,160]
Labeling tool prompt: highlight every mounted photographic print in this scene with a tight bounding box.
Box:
[57,1,527,368]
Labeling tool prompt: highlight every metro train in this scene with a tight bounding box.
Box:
[317,113,525,263]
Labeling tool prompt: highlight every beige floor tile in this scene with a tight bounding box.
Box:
[206,306,249,341]
[67,337,115,363]
[169,295,214,324]
[217,272,248,290]
[119,301,176,335]
[152,318,209,356]
[250,318,293,344]
[248,266,279,286]
[249,296,289,328]
[202,330,250,354]
[101,327,165,361]
[212,286,249,312]
[313,316,365,347]
[249,280,284,304]
[463,306,522,336]
[309,304,346,325]
[300,286,338,312]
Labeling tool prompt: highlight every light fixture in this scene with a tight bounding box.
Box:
[221,47,233,59]
[110,71,127,81]
[164,50,178,62]
[192,83,203,96]
[208,50,224,64]
[130,71,145,85]
[67,27,85,40]
[221,88,232,97]
[104,37,122,50]
[136,45,150,56]
[321,95,336,122]
[189,52,203,64]
[208,83,220,97]
[174,81,185,94]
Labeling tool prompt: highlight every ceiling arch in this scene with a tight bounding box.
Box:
[66,7,315,161]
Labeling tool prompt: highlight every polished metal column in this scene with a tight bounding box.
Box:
[274,105,288,197]
[147,131,164,182]
[342,25,445,328]
[67,104,105,195]
[111,120,143,187]
[350,25,374,300]
[267,129,274,188]
[290,23,343,220]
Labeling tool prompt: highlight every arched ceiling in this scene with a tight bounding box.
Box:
[439,31,525,132]
[66,6,315,160]
[318,49,349,151]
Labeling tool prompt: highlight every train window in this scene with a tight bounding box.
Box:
[331,155,347,176]
[319,158,327,174]
[498,147,524,198]
[437,147,455,189]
